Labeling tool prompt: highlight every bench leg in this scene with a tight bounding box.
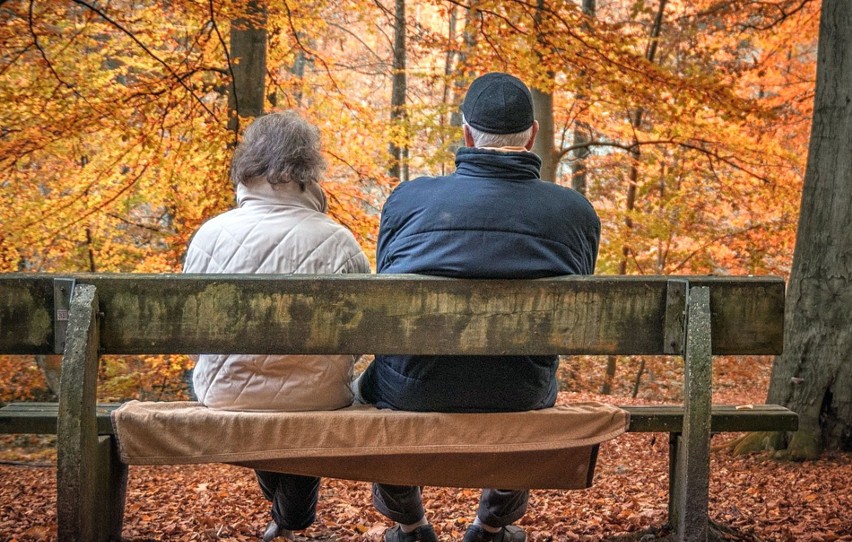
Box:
[667,432,680,528]
[670,286,712,542]
[96,436,127,541]
[57,284,103,541]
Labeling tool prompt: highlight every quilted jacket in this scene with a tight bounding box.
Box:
[183,178,370,411]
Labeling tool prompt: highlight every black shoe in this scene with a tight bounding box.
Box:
[384,524,439,542]
[462,524,526,542]
[262,520,294,542]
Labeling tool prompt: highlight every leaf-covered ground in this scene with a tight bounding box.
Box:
[1,358,851,541]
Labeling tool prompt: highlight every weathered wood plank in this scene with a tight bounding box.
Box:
[95,435,127,541]
[1,402,797,436]
[623,405,798,433]
[0,403,118,434]
[0,274,784,356]
[691,277,786,355]
[0,277,54,353]
[56,284,103,542]
[673,286,713,541]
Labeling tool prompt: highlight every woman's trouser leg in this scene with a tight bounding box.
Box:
[255,470,320,530]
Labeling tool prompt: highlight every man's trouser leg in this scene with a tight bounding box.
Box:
[477,489,529,527]
[372,483,427,524]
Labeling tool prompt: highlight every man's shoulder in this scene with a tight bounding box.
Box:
[385,174,452,204]
[534,180,597,210]
[391,174,448,192]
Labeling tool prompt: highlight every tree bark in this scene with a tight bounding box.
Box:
[571,0,595,196]
[766,0,852,456]
[602,0,666,395]
[531,0,558,182]
[227,1,268,139]
[388,0,408,182]
[531,87,557,182]
[448,1,479,156]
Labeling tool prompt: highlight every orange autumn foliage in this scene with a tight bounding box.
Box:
[0,0,818,401]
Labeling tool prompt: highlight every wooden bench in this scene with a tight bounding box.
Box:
[0,274,798,542]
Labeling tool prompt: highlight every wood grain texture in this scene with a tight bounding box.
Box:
[56,285,103,542]
[0,274,785,356]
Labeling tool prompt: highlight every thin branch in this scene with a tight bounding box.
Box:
[669,222,766,273]
[106,212,167,234]
[70,0,218,121]
[557,138,773,184]
[281,0,352,109]
[28,0,76,92]
[208,0,237,119]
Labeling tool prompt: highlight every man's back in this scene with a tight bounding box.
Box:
[359,146,600,412]
[377,147,598,279]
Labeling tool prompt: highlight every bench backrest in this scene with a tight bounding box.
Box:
[1,274,783,357]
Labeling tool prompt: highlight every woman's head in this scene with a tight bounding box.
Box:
[230,111,326,188]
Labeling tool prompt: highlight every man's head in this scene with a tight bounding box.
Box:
[461,72,539,149]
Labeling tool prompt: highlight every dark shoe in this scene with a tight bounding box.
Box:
[263,520,294,542]
[385,524,439,542]
[462,524,526,542]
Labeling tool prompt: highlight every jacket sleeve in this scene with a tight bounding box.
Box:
[376,186,405,273]
[338,249,371,274]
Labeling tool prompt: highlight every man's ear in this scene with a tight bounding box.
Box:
[463,125,475,148]
[524,121,540,151]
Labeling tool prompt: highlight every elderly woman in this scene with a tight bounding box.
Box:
[183,111,370,542]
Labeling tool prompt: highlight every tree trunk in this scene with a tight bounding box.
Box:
[531,87,557,182]
[448,1,479,156]
[227,1,268,139]
[571,0,595,196]
[531,0,558,182]
[388,0,408,182]
[602,0,666,395]
[765,0,852,456]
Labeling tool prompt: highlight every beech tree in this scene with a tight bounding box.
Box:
[748,0,852,458]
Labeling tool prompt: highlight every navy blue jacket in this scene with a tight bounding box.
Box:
[359,147,600,412]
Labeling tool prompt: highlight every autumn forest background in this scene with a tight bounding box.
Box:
[1,1,850,541]
[0,0,816,401]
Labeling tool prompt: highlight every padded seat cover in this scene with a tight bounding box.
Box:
[112,401,629,490]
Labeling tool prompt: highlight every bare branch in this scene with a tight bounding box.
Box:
[70,0,219,121]
[28,0,76,92]
[208,0,237,120]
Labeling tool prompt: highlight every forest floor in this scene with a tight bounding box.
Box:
[1,356,850,542]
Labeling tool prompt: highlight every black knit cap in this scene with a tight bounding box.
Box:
[461,72,535,134]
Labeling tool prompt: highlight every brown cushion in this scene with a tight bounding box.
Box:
[111,401,628,489]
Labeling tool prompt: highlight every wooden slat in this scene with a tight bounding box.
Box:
[674,286,713,540]
[0,274,785,356]
[691,277,786,355]
[623,405,798,433]
[0,277,54,354]
[56,284,102,542]
[0,403,117,434]
[1,403,796,436]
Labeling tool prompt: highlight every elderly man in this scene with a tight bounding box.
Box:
[357,73,601,542]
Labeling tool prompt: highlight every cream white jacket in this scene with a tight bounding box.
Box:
[183,178,370,411]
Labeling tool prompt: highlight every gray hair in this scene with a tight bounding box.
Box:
[463,115,534,148]
[230,111,326,188]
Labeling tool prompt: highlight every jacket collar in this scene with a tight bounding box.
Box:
[236,177,327,213]
[454,146,542,180]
